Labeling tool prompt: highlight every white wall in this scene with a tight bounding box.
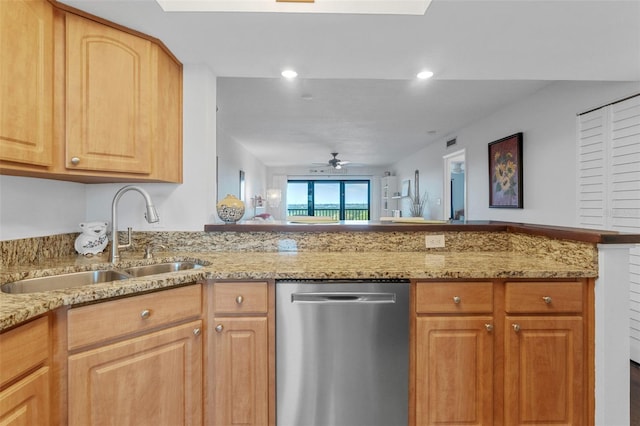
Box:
[0,176,86,240]
[216,129,268,219]
[84,64,218,231]
[392,81,640,226]
[0,64,219,240]
[2,80,639,240]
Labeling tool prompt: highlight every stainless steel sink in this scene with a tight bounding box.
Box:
[123,261,204,278]
[1,270,132,294]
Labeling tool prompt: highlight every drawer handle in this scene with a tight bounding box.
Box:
[485,323,494,332]
[512,323,521,333]
[140,309,151,319]
[193,328,201,336]
[453,296,461,304]
[542,296,552,304]
[215,324,223,333]
[236,295,244,305]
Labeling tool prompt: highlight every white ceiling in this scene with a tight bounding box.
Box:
[62,0,640,168]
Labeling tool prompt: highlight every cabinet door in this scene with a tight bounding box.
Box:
[151,44,183,183]
[68,320,202,426]
[65,12,151,174]
[505,316,584,425]
[416,316,494,425]
[0,0,53,167]
[213,317,268,426]
[0,367,50,425]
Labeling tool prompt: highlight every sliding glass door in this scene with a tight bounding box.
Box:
[286,180,370,220]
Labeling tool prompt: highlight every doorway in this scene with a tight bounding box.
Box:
[443,149,466,221]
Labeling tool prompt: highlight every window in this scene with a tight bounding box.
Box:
[287,180,370,220]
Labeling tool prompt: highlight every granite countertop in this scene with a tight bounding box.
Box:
[0,250,597,331]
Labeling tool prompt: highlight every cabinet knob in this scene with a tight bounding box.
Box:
[236,295,244,305]
[140,309,151,319]
[193,328,201,336]
[512,323,521,332]
[452,296,461,304]
[542,296,552,304]
[70,156,80,165]
[215,324,223,333]
[485,323,494,332]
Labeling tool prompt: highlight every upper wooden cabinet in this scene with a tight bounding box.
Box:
[65,12,152,175]
[0,0,183,183]
[0,0,54,167]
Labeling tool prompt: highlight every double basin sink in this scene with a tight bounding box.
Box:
[1,261,205,294]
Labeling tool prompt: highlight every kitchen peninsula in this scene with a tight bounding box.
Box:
[0,221,637,425]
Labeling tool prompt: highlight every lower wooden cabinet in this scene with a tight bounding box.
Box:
[416,317,494,425]
[415,282,495,425]
[504,316,584,425]
[414,280,592,426]
[503,280,587,425]
[209,281,274,426]
[68,320,203,426]
[0,278,591,426]
[0,367,50,426]
[0,316,50,425]
[65,284,203,426]
[212,317,269,426]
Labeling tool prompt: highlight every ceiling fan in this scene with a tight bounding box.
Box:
[315,152,351,169]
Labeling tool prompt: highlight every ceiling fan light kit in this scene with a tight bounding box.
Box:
[312,152,351,169]
[327,152,350,169]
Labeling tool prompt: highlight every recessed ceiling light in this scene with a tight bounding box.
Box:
[417,70,434,80]
[281,69,298,79]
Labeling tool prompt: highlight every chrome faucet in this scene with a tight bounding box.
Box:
[110,185,160,263]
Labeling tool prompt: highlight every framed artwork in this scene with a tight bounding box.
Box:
[488,132,523,208]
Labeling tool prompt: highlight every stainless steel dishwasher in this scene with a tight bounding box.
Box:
[276,280,410,426]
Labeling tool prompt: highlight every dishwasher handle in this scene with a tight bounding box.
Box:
[291,292,396,304]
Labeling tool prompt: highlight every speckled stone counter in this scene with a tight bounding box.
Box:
[2,223,611,331]
[0,248,597,331]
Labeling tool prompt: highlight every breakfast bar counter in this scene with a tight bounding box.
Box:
[0,248,597,331]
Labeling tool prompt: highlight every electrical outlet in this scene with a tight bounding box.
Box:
[278,239,298,252]
[425,234,445,248]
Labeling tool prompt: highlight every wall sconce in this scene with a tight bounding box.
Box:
[267,189,282,207]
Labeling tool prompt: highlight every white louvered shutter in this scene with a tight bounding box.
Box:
[577,108,608,228]
[610,96,640,232]
[611,97,640,363]
[577,95,640,363]
[632,246,640,362]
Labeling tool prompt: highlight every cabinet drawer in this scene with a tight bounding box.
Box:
[0,316,49,387]
[68,284,202,350]
[505,281,583,313]
[416,282,493,314]
[213,282,268,314]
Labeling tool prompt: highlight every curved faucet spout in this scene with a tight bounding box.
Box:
[110,185,160,263]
